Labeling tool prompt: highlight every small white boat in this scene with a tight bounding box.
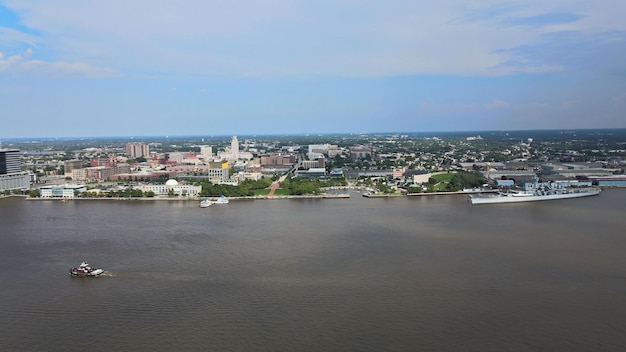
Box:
[70,262,104,277]
[199,199,212,208]
[212,195,229,204]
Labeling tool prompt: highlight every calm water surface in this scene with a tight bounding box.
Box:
[1,190,626,351]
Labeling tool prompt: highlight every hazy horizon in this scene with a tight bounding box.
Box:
[2,128,625,143]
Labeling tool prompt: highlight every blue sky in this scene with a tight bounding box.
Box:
[1,1,625,138]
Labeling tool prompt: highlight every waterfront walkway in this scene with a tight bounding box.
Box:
[267,182,279,197]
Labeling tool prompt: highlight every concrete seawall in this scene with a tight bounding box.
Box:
[23,193,351,201]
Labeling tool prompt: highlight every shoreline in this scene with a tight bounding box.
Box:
[11,187,618,201]
[22,193,351,201]
[363,189,497,198]
[4,189,495,201]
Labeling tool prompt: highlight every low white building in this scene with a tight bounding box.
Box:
[137,179,201,197]
[0,172,31,192]
[236,172,264,181]
[40,184,87,198]
[295,167,326,178]
[412,173,432,184]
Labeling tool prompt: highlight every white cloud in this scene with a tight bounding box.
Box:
[484,99,510,109]
[3,0,626,77]
[612,92,626,107]
[418,102,480,113]
[420,99,551,114]
[0,26,40,47]
[561,100,579,109]
[0,49,119,77]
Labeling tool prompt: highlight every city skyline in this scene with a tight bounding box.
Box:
[1,1,626,139]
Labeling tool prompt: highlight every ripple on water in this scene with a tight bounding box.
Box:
[2,193,626,351]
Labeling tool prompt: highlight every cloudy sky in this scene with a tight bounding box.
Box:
[1,1,625,138]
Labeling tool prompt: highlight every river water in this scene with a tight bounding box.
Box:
[1,190,626,351]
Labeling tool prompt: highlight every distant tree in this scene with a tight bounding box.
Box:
[445,172,486,192]
[131,189,144,197]
[407,186,422,193]
[377,183,390,193]
[281,177,323,195]
[157,174,170,183]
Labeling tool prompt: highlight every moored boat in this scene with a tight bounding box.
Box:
[212,195,229,204]
[70,262,104,277]
[469,184,601,205]
[199,199,212,208]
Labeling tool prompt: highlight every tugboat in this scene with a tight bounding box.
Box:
[69,262,104,277]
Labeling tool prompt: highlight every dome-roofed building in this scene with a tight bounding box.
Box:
[138,178,201,197]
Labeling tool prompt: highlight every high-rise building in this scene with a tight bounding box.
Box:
[218,136,252,161]
[0,149,21,175]
[0,149,30,192]
[200,146,213,158]
[64,160,83,175]
[231,136,239,161]
[125,142,150,158]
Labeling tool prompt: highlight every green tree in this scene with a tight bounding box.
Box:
[377,183,390,193]
[157,174,170,183]
[445,172,486,192]
[282,177,323,195]
[131,189,144,197]
[407,186,422,193]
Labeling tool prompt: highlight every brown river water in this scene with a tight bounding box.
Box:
[1,189,625,351]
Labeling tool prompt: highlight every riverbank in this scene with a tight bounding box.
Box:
[0,194,27,199]
[8,190,493,201]
[363,189,497,198]
[23,193,351,201]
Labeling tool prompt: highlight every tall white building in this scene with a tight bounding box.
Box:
[217,136,252,161]
[200,146,213,158]
[231,136,239,161]
[307,144,331,159]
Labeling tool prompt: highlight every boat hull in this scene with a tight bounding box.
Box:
[70,268,104,277]
[469,188,601,204]
[212,196,229,204]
